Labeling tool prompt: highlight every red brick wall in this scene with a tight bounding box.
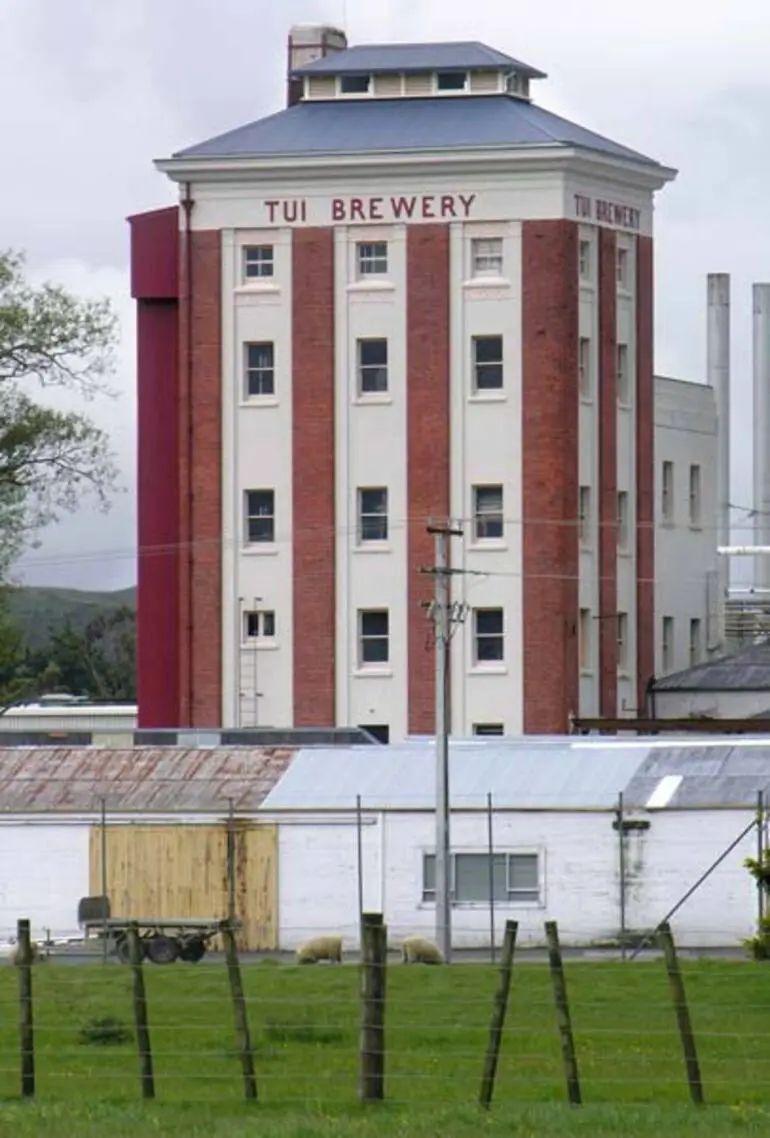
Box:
[636,236,655,713]
[598,229,618,716]
[406,225,451,735]
[521,220,580,733]
[178,228,223,727]
[292,228,336,726]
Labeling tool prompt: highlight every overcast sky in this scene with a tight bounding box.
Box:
[2,0,768,590]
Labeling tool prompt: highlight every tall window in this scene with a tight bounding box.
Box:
[579,337,591,397]
[473,485,504,541]
[245,490,275,544]
[472,335,503,392]
[357,339,388,395]
[579,486,591,545]
[358,610,389,665]
[422,852,540,903]
[662,616,674,674]
[616,247,629,289]
[473,608,504,663]
[471,238,503,278]
[617,612,629,671]
[661,461,674,522]
[689,618,702,667]
[616,343,630,403]
[243,245,274,280]
[689,464,702,527]
[245,342,275,397]
[579,240,591,281]
[356,242,388,277]
[617,491,629,550]
[579,608,592,670]
[358,488,388,543]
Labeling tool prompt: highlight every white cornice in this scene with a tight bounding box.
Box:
[155,144,677,195]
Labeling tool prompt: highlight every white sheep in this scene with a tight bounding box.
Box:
[296,935,343,964]
[401,936,443,965]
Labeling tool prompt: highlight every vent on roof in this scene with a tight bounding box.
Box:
[470,70,501,94]
[373,73,403,97]
[307,75,337,100]
[404,73,433,97]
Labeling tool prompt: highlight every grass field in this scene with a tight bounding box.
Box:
[1,958,769,1136]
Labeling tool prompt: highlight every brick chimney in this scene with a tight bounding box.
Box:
[287,25,347,107]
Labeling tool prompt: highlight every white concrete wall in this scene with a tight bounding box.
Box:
[654,378,719,678]
[0,825,89,942]
[274,807,761,951]
[616,234,638,713]
[577,226,600,715]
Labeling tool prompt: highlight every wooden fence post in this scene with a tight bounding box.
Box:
[17,919,34,1098]
[657,922,704,1105]
[358,912,387,1102]
[545,921,581,1106]
[221,919,257,1101]
[479,919,518,1109]
[127,922,155,1099]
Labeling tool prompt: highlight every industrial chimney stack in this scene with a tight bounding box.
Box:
[753,283,770,590]
[287,25,347,107]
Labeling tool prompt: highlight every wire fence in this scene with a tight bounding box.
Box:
[4,916,770,1109]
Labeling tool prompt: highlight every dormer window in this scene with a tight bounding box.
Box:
[436,71,467,92]
[340,74,371,95]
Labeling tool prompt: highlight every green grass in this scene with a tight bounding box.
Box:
[0,959,769,1136]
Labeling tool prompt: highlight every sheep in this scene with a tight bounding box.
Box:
[401,936,443,965]
[296,935,343,965]
[9,941,41,967]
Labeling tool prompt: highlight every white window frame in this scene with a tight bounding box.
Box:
[579,608,592,671]
[617,612,629,672]
[473,608,504,665]
[617,247,629,290]
[689,617,702,667]
[579,337,591,397]
[662,616,675,673]
[471,237,503,278]
[358,609,390,667]
[243,245,274,281]
[617,342,630,404]
[244,342,275,398]
[421,850,542,906]
[435,71,468,93]
[244,489,275,545]
[579,239,591,281]
[472,335,504,393]
[688,464,702,528]
[357,338,388,396]
[472,485,504,542]
[662,461,674,523]
[356,241,388,277]
[357,487,388,543]
[243,610,276,640]
[617,490,629,551]
[579,486,591,546]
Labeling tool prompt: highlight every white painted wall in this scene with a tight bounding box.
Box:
[578,226,600,716]
[654,378,719,679]
[274,808,760,951]
[616,233,638,714]
[0,825,89,942]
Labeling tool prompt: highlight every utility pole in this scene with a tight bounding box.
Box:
[423,520,467,964]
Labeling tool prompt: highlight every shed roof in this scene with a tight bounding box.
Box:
[291,41,547,79]
[652,641,770,692]
[172,95,658,167]
[0,747,294,814]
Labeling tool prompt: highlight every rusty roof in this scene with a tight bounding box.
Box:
[0,747,296,814]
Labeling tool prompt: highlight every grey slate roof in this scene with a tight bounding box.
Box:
[291,41,547,79]
[652,641,770,692]
[173,95,658,166]
[261,738,770,812]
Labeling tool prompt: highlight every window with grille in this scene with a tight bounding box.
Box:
[245,342,274,397]
[357,339,388,394]
[243,245,274,280]
[358,488,388,542]
[471,238,503,278]
[245,490,275,544]
[472,335,503,392]
[473,485,504,541]
[244,611,276,639]
[422,852,540,903]
[356,242,388,277]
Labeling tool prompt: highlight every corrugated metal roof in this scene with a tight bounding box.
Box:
[259,741,648,811]
[652,641,770,692]
[0,748,295,814]
[291,41,547,78]
[172,95,659,167]
[623,743,770,808]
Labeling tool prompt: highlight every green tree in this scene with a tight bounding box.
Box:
[0,250,119,569]
[28,606,136,702]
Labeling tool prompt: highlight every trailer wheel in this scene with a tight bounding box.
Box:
[115,936,132,965]
[179,937,207,963]
[145,935,179,965]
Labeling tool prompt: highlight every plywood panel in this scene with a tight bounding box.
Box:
[88,823,277,950]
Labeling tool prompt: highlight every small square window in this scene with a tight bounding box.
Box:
[359,610,389,666]
[357,339,388,395]
[617,343,630,403]
[357,242,388,277]
[617,247,629,289]
[243,246,274,280]
[579,240,591,280]
[340,74,370,94]
[244,610,276,639]
[245,342,274,398]
[436,71,467,91]
[471,238,503,278]
[358,487,388,542]
[579,337,591,397]
[472,335,503,392]
[245,489,274,544]
[474,608,504,664]
[473,485,504,541]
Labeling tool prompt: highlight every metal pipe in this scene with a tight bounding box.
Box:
[356,794,364,952]
[758,790,765,928]
[182,184,195,726]
[100,797,108,964]
[618,792,627,960]
[754,284,770,591]
[707,273,731,613]
[487,792,496,964]
[227,798,236,922]
[434,530,451,963]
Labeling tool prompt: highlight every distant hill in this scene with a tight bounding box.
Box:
[6,585,137,649]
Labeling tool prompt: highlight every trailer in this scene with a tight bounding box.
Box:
[82,918,238,965]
